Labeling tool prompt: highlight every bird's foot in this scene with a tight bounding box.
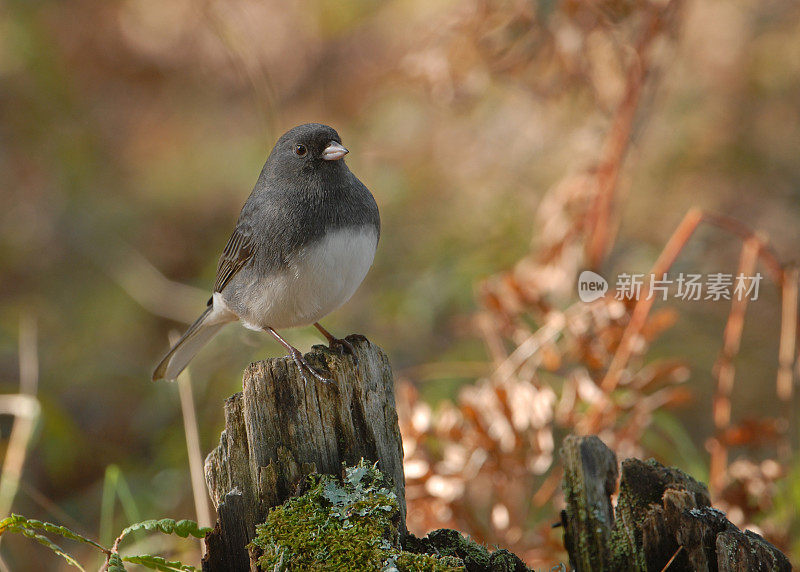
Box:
[267,326,336,386]
[288,347,336,386]
[314,323,359,366]
[328,336,359,366]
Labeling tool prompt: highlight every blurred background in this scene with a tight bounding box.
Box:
[1,0,799,568]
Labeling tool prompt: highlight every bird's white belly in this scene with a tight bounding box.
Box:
[237,226,378,330]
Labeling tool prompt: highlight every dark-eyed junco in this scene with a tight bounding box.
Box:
[153,123,380,383]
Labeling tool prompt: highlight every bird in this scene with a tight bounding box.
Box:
[152,123,380,384]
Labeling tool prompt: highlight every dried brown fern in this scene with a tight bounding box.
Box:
[398,0,798,566]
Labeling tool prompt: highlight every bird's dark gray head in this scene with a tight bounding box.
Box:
[268,123,349,172]
[244,121,379,256]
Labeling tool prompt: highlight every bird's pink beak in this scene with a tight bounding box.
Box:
[322,141,348,161]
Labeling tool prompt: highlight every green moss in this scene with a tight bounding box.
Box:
[402,529,533,572]
[249,461,466,571]
[487,549,529,572]
[394,552,464,571]
[425,529,491,570]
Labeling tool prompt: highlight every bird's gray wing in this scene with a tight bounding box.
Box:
[213,224,256,293]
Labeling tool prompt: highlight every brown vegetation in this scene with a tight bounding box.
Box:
[396,1,798,566]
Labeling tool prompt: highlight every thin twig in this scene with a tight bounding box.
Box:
[776,266,798,461]
[701,212,784,283]
[708,237,760,492]
[776,267,798,401]
[600,207,704,394]
[494,312,566,385]
[598,209,784,397]
[586,0,684,268]
[660,545,683,571]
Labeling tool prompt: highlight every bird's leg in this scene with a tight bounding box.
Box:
[313,322,358,365]
[266,327,335,385]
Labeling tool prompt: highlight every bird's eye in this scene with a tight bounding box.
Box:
[294,144,307,157]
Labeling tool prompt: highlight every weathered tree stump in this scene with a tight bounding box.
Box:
[201,335,406,572]
[560,435,790,572]
[561,435,619,571]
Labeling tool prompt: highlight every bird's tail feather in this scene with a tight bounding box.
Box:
[152,305,230,381]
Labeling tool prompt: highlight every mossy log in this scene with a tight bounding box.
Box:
[560,435,790,572]
[201,335,406,572]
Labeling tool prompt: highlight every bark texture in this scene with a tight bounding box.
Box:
[202,335,405,572]
[560,435,790,572]
[561,435,619,571]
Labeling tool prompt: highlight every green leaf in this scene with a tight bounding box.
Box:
[123,554,199,571]
[115,518,211,547]
[0,514,107,551]
[6,524,86,571]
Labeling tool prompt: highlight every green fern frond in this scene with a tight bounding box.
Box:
[4,524,86,571]
[114,518,211,549]
[0,514,108,552]
[123,554,200,571]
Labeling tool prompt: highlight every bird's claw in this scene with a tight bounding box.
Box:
[313,324,359,369]
[289,348,336,386]
[328,337,359,366]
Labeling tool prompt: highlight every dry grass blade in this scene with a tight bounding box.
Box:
[0,318,42,521]
[0,318,44,572]
[0,395,41,521]
[169,332,213,537]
